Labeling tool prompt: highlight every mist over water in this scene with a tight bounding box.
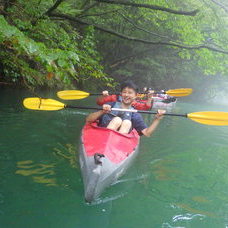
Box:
[1,87,228,228]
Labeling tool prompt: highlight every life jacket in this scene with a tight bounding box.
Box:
[96,95,152,110]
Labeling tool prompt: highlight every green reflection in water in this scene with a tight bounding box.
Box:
[192,196,210,203]
[53,143,78,169]
[16,160,57,186]
[175,203,216,218]
[151,159,180,181]
[15,143,79,188]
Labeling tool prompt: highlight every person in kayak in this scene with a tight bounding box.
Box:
[86,81,166,137]
[153,90,177,104]
[96,87,154,110]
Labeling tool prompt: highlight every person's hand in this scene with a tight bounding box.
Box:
[155,109,166,120]
[102,90,109,96]
[102,104,111,113]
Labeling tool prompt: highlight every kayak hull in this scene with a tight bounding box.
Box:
[79,123,140,202]
[152,97,177,110]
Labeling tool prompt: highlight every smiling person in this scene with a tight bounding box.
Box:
[86,81,166,137]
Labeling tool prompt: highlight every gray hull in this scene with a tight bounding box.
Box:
[79,134,140,203]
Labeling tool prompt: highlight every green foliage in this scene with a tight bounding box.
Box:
[0,0,228,92]
[0,1,113,89]
[87,0,228,93]
[0,15,76,86]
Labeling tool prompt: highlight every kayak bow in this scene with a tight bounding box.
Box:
[79,123,140,202]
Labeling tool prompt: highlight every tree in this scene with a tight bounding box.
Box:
[0,0,113,89]
[0,0,227,92]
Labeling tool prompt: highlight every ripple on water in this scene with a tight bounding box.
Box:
[87,192,127,206]
[172,213,205,222]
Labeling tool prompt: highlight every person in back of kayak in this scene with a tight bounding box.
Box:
[96,87,154,110]
[86,81,166,137]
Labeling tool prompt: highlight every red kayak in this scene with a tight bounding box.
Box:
[79,123,140,202]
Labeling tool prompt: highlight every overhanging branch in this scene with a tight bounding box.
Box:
[109,48,158,69]
[95,0,199,16]
[45,0,65,16]
[50,13,228,54]
[210,0,228,13]
[78,2,100,16]
[119,13,173,41]
[79,9,119,18]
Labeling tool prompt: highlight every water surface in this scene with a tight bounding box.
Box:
[1,87,228,228]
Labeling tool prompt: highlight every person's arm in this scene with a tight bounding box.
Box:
[132,101,152,110]
[96,91,117,106]
[141,110,166,137]
[85,110,104,124]
[86,104,111,124]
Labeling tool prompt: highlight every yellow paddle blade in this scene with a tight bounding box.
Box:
[137,93,146,98]
[166,88,193,97]
[187,111,228,126]
[23,98,65,111]
[57,90,90,100]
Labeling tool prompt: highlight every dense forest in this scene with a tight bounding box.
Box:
[0,0,228,96]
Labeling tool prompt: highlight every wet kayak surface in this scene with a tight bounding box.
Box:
[1,87,228,228]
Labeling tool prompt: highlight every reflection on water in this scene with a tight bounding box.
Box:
[174,203,215,218]
[53,143,78,169]
[192,196,210,203]
[151,159,180,181]
[16,160,57,186]
[15,143,78,188]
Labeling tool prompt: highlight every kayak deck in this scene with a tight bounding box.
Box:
[82,123,139,163]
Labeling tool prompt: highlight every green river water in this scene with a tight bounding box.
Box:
[1,87,228,228]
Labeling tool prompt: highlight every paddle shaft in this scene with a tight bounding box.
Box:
[66,105,187,117]
[89,91,169,96]
[23,98,228,126]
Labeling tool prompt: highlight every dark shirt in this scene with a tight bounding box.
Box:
[98,102,147,135]
[131,112,148,135]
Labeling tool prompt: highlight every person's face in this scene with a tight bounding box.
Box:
[121,87,137,105]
